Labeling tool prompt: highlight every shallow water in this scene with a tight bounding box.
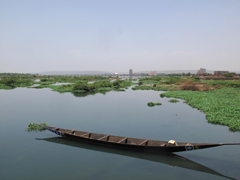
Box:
[0,87,239,180]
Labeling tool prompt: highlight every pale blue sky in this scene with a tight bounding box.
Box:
[1,0,240,73]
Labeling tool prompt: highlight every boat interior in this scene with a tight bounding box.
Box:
[48,126,188,147]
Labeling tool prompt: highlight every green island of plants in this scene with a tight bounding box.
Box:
[0,74,133,96]
[134,76,240,131]
[26,123,47,131]
[147,102,162,107]
[160,88,240,131]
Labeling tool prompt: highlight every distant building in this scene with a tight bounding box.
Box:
[214,71,229,76]
[129,69,133,76]
[197,68,208,76]
[149,71,157,76]
[197,68,206,74]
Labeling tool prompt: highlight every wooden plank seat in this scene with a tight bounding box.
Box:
[79,132,91,138]
[108,136,125,143]
[98,135,109,141]
[117,137,128,144]
[66,130,75,134]
[59,129,73,134]
[89,133,105,140]
[139,140,148,146]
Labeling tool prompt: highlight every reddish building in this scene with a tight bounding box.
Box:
[214,71,229,76]
[149,71,157,76]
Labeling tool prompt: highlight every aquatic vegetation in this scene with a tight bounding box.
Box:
[36,81,56,85]
[169,99,179,103]
[165,77,185,85]
[137,77,163,85]
[115,88,125,91]
[72,81,90,91]
[0,76,34,89]
[72,80,132,93]
[147,102,162,107]
[160,94,166,98]
[31,79,133,98]
[0,84,13,89]
[206,80,240,88]
[132,85,177,91]
[50,84,73,93]
[161,88,240,131]
[26,123,47,131]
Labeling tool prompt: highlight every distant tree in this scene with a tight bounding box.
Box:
[195,77,200,80]
[113,80,121,88]
[0,77,17,87]
[40,78,48,82]
[72,81,89,91]
[225,73,234,77]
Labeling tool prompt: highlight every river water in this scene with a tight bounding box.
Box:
[0,87,239,180]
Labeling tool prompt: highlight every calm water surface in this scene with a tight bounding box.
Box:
[0,87,239,180]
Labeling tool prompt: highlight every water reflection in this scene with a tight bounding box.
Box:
[72,91,109,98]
[36,137,236,180]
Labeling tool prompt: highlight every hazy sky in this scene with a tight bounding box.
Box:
[1,0,240,73]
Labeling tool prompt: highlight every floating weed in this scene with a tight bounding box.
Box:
[169,99,179,103]
[160,88,240,131]
[160,94,166,98]
[147,102,162,107]
[26,123,47,132]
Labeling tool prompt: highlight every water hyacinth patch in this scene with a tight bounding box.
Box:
[169,99,179,103]
[160,88,240,131]
[26,123,47,131]
[147,102,162,107]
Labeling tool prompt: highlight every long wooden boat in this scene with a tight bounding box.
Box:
[36,137,237,180]
[36,124,240,153]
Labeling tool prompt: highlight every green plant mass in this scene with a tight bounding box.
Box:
[132,85,177,91]
[147,102,162,107]
[169,99,179,103]
[161,88,240,131]
[207,80,240,88]
[160,94,166,98]
[26,123,47,131]
[165,77,185,84]
[0,76,34,89]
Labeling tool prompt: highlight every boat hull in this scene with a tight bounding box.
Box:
[40,124,227,153]
[62,133,185,153]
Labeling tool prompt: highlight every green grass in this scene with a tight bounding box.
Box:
[160,88,240,131]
